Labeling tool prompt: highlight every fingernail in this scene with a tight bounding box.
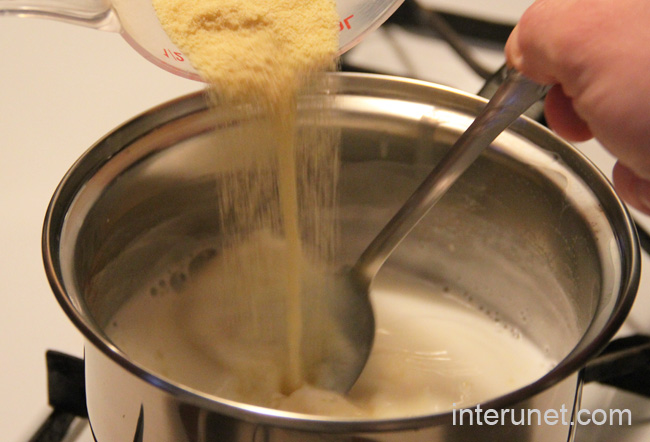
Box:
[505,25,524,69]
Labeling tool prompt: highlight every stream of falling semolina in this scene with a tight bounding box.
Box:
[151,0,341,393]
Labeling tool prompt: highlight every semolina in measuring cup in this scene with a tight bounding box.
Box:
[1,0,404,80]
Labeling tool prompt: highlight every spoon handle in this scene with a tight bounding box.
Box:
[354,68,552,287]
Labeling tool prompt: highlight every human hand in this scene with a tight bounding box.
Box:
[505,0,650,214]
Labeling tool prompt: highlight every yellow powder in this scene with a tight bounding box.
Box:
[151,0,340,394]
[152,0,339,109]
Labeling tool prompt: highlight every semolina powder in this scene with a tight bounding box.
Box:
[152,0,339,109]
[150,0,341,395]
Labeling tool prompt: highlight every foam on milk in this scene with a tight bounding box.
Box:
[106,257,554,418]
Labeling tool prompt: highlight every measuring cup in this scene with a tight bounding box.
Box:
[1,0,404,81]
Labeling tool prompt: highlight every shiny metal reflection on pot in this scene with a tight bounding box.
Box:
[42,73,639,441]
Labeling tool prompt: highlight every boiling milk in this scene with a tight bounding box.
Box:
[106,261,554,418]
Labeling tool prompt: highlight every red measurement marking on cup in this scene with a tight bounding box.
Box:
[339,15,354,31]
[163,49,185,62]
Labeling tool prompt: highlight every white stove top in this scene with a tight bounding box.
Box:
[1,1,649,441]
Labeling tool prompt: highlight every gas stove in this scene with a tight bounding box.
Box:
[2,1,649,441]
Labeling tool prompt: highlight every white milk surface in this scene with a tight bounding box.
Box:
[342,274,555,417]
[106,263,555,418]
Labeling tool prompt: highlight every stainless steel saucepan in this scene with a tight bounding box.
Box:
[42,73,639,441]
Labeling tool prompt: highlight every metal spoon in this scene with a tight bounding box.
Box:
[338,68,551,391]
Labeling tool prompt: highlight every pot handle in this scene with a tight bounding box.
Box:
[582,334,650,398]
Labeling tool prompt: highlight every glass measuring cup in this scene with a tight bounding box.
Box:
[1,0,404,81]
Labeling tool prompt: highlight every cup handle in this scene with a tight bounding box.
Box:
[0,0,120,31]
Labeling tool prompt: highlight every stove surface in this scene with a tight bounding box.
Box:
[2,1,649,441]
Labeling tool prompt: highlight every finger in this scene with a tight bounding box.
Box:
[544,84,593,142]
[504,1,564,85]
[505,23,556,85]
[612,161,650,215]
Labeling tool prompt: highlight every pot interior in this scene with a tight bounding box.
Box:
[45,73,639,420]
